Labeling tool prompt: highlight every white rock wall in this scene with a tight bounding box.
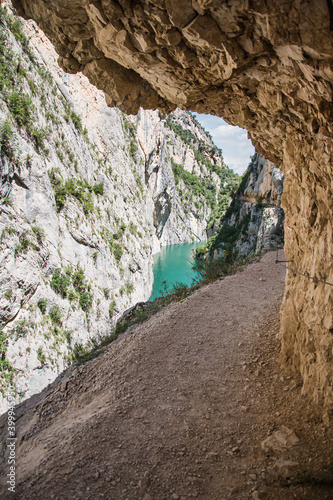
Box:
[0,13,231,412]
[0,19,155,412]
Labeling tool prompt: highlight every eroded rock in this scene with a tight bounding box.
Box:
[261,426,299,455]
[10,0,333,416]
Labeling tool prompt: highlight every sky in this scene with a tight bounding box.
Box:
[192,113,255,176]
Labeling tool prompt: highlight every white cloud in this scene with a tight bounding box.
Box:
[239,132,249,141]
[211,124,243,138]
[223,156,249,176]
[193,113,255,175]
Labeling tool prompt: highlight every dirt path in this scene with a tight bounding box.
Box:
[1,251,332,499]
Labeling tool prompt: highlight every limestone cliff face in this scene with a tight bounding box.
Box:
[13,0,333,418]
[0,17,154,411]
[0,12,235,412]
[136,107,237,253]
[205,153,284,259]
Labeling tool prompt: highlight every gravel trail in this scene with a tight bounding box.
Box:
[1,251,332,499]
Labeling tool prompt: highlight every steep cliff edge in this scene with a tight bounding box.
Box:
[202,153,284,261]
[13,0,333,417]
[0,13,155,410]
[0,10,238,412]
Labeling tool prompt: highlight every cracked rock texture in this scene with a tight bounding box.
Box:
[12,0,333,417]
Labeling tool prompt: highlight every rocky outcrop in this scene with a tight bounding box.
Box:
[204,153,284,259]
[12,0,333,418]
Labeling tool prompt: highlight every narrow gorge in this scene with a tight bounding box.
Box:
[0,2,332,498]
[10,0,332,419]
[0,9,241,411]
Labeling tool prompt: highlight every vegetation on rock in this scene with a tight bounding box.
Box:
[166,116,240,228]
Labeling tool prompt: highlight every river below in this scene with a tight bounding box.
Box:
[149,241,204,301]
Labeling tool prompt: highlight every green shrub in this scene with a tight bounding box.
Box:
[123,115,136,138]
[113,223,126,240]
[31,128,48,154]
[31,226,45,245]
[112,242,123,263]
[37,347,46,366]
[0,226,17,243]
[93,183,104,196]
[27,78,38,95]
[129,140,138,159]
[0,119,16,160]
[125,282,134,295]
[45,111,60,125]
[109,300,116,317]
[50,268,70,298]
[8,91,33,128]
[79,291,93,312]
[194,257,231,282]
[67,289,77,302]
[0,52,15,91]
[48,168,62,188]
[36,66,52,84]
[51,177,95,214]
[49,305,62,326]
[64,266,73,276]
[15,319,28,338]
[70,342,91,363]
[56,149,64,162]
[4,288,12,299]
[170,282,190,299]
[0,326,16,396]
[54,187,66,212]
[0,8,30,53]
[72,267,86,293]
[82,195,94,215]
[37,298,47,314]
[70,111,83,132]
[14,233,34,258]
[129,222,137,234]
[64,330,72,344]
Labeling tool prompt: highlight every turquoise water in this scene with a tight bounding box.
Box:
[149,241,204,301]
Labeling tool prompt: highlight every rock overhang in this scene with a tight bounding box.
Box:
[10,0,333,418]
[11,1,332,162]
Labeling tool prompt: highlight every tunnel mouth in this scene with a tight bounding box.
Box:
[4,0,333,419]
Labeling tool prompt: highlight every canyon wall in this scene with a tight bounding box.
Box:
[204,153,284,260]
[136,107,238,252]
[11,0,333,418]
[0,16,154,411]
[0,11,237,412]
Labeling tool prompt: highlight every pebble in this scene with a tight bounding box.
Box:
[252,492,265,500]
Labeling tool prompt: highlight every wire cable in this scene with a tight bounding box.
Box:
[275,248,333,287]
